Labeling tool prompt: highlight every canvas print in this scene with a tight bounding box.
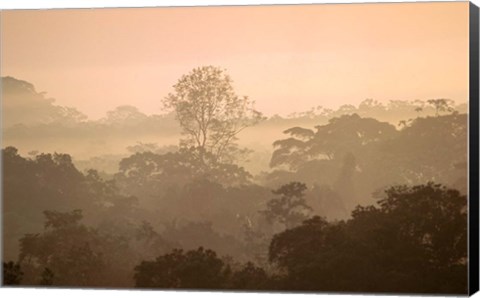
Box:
[1,1,478,295]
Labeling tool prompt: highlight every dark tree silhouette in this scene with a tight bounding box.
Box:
[2,146,145,267]
[39,268,54,286]
[268,183,467,294]
[17,209,136,287]
[2,261,24,285]
[134,247,230,289]
[230,261,269,290]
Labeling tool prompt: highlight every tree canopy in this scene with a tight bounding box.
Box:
[134,247,230,289]
[268,183,467,294]
[1,75,469,294]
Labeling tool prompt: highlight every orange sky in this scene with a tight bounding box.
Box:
[1,2,470,119]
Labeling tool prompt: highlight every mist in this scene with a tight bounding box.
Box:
[2,72,468,293]
[1,2,470,293]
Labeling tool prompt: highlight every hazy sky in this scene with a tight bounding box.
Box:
[1,2,469,119]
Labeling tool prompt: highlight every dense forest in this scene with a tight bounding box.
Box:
[1,67,469,294]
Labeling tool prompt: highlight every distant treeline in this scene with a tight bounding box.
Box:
[2,76,467,175]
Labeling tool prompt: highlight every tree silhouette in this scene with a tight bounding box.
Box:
[2,261,24,285]
[268,183,467,294]
[164,66,263,162]
[261,182,312,229]
[230,261,269,290]
[115,148,252,205]
[134,247,230,289]
[382,113,467,187]
[39,268,54,286]
[270,114,397,169]
[427,99,454,116]
[17,209,132,287]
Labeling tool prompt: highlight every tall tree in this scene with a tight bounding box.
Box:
[164,66,263,162]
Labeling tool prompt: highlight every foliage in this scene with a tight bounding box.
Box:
[270,114,397,169]
[268,183,467,294]
[2,147,143,263]
[163,66,264,162]
[2,261,24,285]
[39,268,54,286]
[1,76,470,293]
[18,210,112,286]
[134,247,230,289]
[134,181,468,294]
[15,208,170,287]
[261,182,312,229]
[134,247,272,291]
[115,149,252,207]
[426,99,455,116]
[116,148,252,192]
[266,112,467,213]
[381,113,467,189]
[230,261,269,290]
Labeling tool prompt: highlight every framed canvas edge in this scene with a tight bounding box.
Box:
[0,1,477,297]
[469,1,480,296]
